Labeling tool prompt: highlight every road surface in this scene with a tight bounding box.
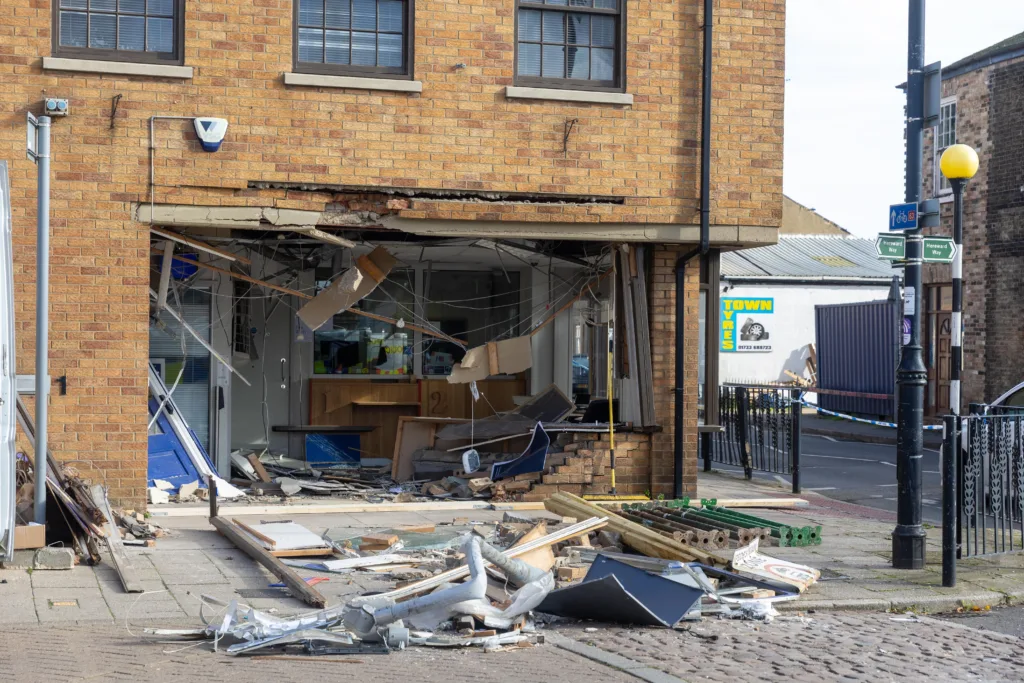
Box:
[718,434,943,522]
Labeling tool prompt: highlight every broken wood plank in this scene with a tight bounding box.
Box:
[268,547,338,558]
[89,485,145,593]
[361,533,399,546]
[557,566,588,581]
[149,227,252,265]
[163,253,313,299]
[246,453,272,483]
[210,516,327,608]
[231,518,278,548]
[156,240,174,310]
[512,521,555,573]
[395,524,436,533]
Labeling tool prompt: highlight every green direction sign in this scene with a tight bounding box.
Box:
[876,234,906,260]
[922,237,957,263]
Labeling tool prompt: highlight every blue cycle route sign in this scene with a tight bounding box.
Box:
[889,202,919,231]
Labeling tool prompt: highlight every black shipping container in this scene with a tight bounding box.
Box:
[814,299,899,418]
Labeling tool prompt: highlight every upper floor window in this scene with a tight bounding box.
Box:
[295,0,413,79]
[515,0,623,92]
[54,0,184,64]
[935,97,957,194]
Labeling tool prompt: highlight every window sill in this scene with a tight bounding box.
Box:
[42,57,192,79]
[505,86,633,105]
[284,72,423,93]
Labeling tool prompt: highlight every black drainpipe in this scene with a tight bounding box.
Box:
[673,0,713,499]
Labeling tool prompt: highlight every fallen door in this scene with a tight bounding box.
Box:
[0,161,15,563]
[148,397,202,491]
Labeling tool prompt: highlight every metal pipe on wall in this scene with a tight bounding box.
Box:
[672,0,714,499]
[33,116,51,525]
[699,0,714,255]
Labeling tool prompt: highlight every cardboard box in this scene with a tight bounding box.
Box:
[13,524,45,550]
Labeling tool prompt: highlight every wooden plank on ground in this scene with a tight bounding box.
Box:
[246,454,272,483]
[231,518,278,547]
[211,516,327,607]
[89,485,145,593]
[510,521,555,572]
[269,547,338,558]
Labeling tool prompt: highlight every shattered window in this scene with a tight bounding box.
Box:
[423,271,521,377]
[313,270,414,375]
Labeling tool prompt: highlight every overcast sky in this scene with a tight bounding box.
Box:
[783,1,1024,238]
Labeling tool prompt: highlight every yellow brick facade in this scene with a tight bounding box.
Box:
[0,0,784,505]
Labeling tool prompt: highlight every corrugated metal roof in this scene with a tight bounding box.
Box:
[721,236,898,281]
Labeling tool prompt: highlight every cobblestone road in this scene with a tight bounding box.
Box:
[0,611,1021,683]
[553,611,1024,683]
[0,621,635,683]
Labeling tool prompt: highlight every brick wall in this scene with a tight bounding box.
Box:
[981,58,1024,400]
[922,55,1024,406]
[0,0,783,505]
[922,63,990,407]
[649,245,700,498]
[520,431,652,501]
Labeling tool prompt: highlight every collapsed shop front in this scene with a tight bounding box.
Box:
[145,202,713,502]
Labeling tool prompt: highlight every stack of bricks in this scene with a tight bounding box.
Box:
[520,431,652,502]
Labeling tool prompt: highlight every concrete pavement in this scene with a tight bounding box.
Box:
[1,470,1023,630]
[699,470,1024,613]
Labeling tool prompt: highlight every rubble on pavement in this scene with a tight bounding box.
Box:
[154,493,819,659]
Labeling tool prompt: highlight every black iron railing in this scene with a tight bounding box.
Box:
[702,385,801,493]
[942,407,1024,586]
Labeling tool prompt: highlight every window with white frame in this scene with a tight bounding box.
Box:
[935,98,957,194]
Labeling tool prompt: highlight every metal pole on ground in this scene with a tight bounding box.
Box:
[791,388,802,494]
[942,414,957,587]
[893,0,927,570]
[33,116,51,526]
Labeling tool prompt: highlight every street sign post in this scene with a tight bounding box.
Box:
[922,237,957,263]
[890,202,919,231]
[876,234,906,260]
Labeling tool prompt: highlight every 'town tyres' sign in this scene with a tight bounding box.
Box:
[721,297,774,353]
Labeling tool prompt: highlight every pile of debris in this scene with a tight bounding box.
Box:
[156,493,819,656]
[9,396,109,564]
[227,451,395,502]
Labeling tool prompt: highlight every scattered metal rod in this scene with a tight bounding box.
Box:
[654,507,771,545]
[644,508,738,537]
[615,511,724,550]
[625,509,730,548]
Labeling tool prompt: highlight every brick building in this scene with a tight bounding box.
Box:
[921,31,1024,414]
[0,0,785,506]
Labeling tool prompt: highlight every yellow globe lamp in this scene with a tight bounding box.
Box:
[939,144,979,181]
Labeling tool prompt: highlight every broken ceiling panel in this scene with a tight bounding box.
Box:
[297,246,397,331]
[448,336,532,384]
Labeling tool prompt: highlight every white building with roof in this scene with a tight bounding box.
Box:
[714,235,899,386]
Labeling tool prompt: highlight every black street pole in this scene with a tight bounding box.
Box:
[950,178,965,415]
[893,0,927,569]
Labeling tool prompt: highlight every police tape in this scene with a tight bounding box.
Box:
[794,399,944,431]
